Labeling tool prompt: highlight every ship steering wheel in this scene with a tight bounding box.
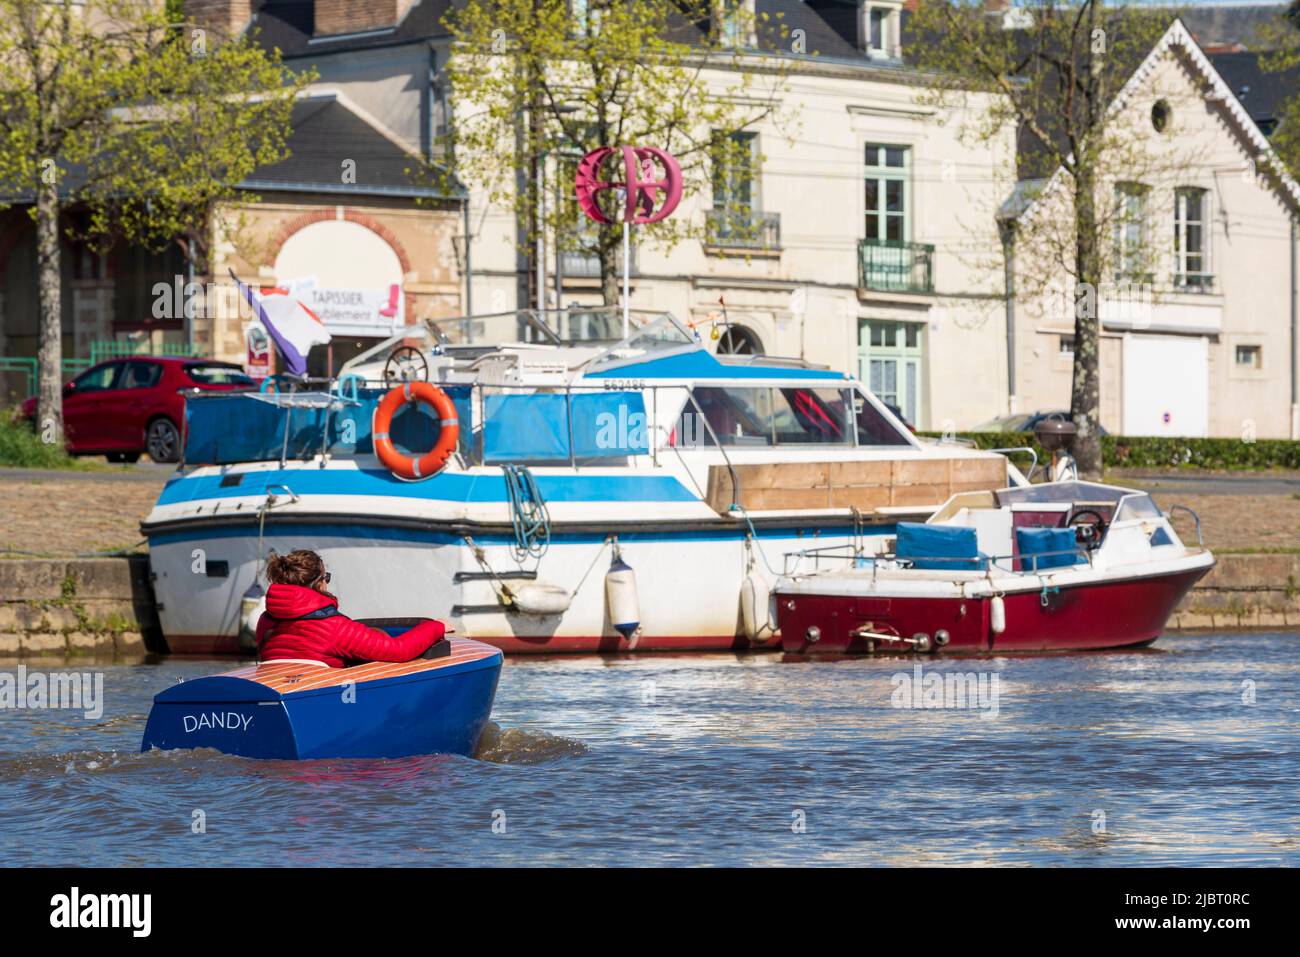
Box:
[1068,509,1108,550]
[383,346,429,384]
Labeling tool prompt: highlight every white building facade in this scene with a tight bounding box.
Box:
[192,1,1299,438]
[1004,20,1300,440]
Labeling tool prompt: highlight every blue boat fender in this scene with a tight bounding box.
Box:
[237,582,266,654]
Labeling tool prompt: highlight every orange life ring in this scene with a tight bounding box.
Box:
[373,382,460,480]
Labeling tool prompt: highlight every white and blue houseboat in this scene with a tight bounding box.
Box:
[142,308,1020,654]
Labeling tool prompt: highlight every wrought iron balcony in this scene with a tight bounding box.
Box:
[705,209,781,251]
[858,239,935,294]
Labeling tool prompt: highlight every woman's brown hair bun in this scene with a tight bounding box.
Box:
[265,549,335,599]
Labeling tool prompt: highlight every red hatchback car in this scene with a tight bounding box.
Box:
[21,357,256,463]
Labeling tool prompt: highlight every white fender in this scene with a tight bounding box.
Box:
[605,555,640,641]
[238,584,266,653]
[740,570,774,642]
[990,595,1006,635]
[511,582,572,616]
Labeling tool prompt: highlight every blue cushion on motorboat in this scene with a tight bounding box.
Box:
[896,522,984,571]
[1015,526,1082,570]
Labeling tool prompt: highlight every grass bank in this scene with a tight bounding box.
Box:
[0,410,104,470]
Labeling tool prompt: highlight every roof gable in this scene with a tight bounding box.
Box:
[1009,17,1300,225]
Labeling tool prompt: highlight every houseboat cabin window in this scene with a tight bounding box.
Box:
[688,386,775,445]
[772,387,852,444]
[850,391,912,446]
[679,386,910,447]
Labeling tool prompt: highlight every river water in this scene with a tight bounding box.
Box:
[2,631,1297,867]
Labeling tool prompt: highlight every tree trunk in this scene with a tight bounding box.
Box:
[599,223,620,307]
[35,176,64,448]
[1070,168,1103,478]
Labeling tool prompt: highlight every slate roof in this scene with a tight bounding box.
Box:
[240,92,459,198]
[1178,1,1290,51]
[246,0,880,66]
[251,0,454,57]
[1208,48,1300,130]
[760,0,865,60]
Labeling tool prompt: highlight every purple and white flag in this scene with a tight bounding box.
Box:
[234,276,330,376]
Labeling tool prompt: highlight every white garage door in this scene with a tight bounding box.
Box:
[1122,334,1209,436]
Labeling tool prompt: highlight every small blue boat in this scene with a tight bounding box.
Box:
[141,626,502,760]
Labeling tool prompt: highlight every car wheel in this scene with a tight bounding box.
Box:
[146,418,181,463]
[106,452,142,464]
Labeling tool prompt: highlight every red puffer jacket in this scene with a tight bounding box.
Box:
[256,584,444,668]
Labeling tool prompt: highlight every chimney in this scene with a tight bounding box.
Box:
[314,0,416,36]
[185,0,253,39]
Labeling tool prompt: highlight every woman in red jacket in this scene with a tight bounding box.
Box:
[256,549,444,667]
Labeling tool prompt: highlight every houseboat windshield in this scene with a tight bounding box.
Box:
[427,306,677,349]
[616,312,697,351]
[429,310,562,347]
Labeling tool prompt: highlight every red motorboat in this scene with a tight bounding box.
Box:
[774,480,1213,654]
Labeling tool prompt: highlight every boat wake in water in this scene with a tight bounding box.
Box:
[473,721,589,764]
[0,722,585,784]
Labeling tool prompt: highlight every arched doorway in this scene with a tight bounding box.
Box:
[716,324,763,355]
[272,216,408,376]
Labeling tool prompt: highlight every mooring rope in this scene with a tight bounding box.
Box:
[502,464,550,562]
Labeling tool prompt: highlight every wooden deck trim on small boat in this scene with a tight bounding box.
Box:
[225,639,501,696]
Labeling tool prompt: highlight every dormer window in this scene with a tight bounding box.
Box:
[869,9,888,51]
[861,2,902,60]
[715,0,755,48]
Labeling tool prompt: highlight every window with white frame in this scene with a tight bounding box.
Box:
[864,143,909,242]
[858,320,923,427]
[716,0,753,47]
[572,0,589,32]
[1174,187,1211,290]
[710,130,763,245]
[1235,344,1262,369]
[861,3,901,59]
[1113,183,1149,281]
[869,8,888,51]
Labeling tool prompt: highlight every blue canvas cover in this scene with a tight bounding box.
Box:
[184,393,329,464]
[184,386,473,465]
[482,391,648,463]
[1015,526,1082,570]
[896,521,984,571]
